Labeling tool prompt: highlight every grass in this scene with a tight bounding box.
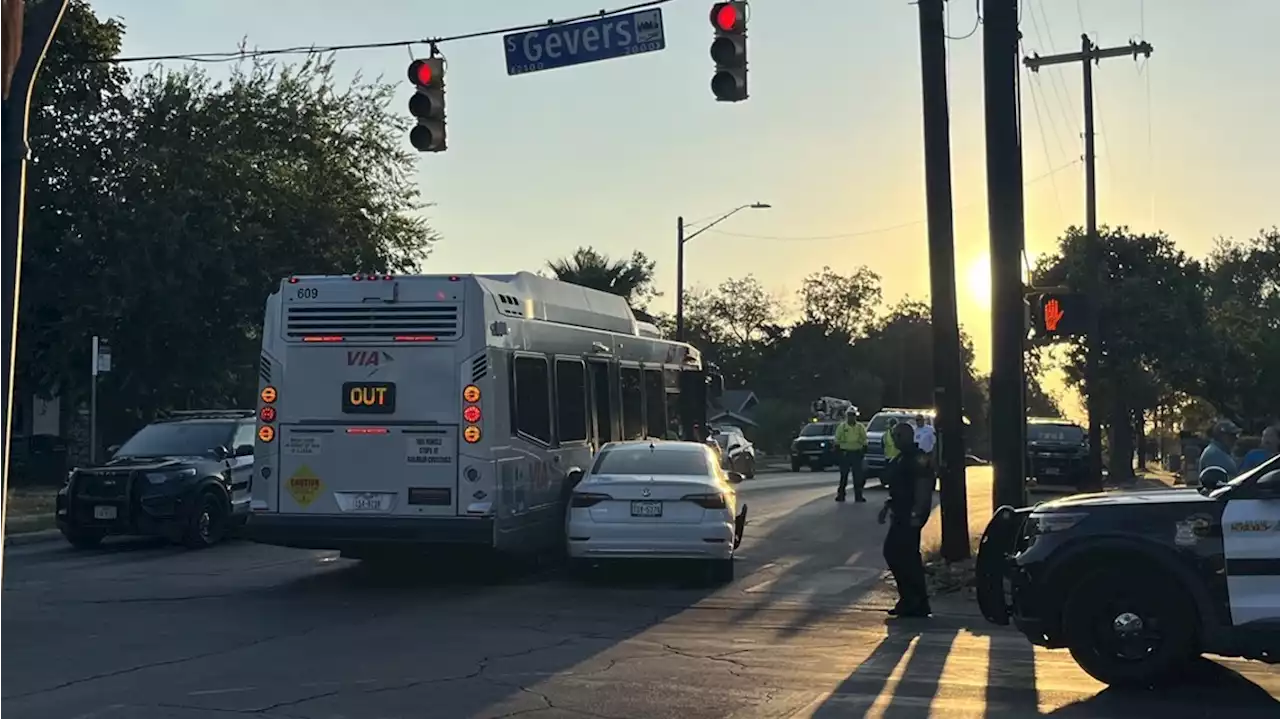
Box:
[4,486,59,535]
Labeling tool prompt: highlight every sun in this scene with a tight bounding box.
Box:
[965,253,992,307]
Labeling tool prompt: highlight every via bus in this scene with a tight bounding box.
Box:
[245,271,721,560]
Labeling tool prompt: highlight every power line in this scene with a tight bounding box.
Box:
[78,0,678,65]
[706,160,1082,242]
[945,0,982,41]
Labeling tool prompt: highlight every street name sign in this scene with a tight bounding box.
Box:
[504,8,666,76]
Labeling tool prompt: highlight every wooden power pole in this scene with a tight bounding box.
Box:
[1025,35,1153,491]
[916,0,969,561]
[2,0,70,530]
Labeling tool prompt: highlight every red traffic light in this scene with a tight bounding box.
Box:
[408,58,443,87]
[711,2,746,33]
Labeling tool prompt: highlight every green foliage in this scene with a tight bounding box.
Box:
[546,247,659,310]
[17,2,437,442]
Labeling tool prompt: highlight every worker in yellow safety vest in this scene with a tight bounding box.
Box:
[834,407,869,503]
[884,418,901,461]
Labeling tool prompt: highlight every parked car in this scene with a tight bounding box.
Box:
[711,428,757,478]
[565,441,748,582]
[56,410,256,549]
[790,421,839,472]
[1026,417,1088,486]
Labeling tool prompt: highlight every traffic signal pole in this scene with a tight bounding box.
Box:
[982,0,1028,511]
[1,0,70,533]
[1025,35,1153,492]
[915,0,969,561]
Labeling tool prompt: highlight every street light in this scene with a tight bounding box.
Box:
[675,202,771,341]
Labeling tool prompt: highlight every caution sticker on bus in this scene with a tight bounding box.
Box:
[342,381,397,414]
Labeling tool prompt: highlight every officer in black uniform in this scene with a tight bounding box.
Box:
[877,421,932,617]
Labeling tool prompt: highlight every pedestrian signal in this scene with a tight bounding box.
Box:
[1028,291,1090,338]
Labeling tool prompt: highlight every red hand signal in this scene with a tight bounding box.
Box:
[1044,298,1066,331]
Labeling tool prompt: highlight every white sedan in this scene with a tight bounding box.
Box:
[565,441,748,582]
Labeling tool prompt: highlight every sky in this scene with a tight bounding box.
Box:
[89,0,1279,408]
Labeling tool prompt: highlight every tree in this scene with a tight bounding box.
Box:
[546,247,659,310]
[798,265,883,338]
[1035,226,1208,478]
[17,9,438,445]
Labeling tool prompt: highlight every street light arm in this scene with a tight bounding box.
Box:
[682,205,751,244]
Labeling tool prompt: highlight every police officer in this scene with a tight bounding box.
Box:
[835,407,868,503]
[877,421,933,617]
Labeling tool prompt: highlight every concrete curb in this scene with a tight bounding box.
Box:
[3,528,61,546]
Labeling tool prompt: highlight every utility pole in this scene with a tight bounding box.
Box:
[674,203,770,342]
[983,0,1027,511]
[916,0,968,561]
[1,0,70,529]
[1025,34,1153,492]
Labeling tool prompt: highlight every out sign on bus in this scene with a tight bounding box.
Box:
[342,381,397,414]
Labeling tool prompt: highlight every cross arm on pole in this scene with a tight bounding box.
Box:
[1024,40,1153,71]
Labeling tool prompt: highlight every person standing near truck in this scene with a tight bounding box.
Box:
[834,407,868,503]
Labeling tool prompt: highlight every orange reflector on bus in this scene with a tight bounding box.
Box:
[258,425,275,442]
[462,385,481,403]
[463,425,481,443]
[260,386,277,403]
[303,336,344,342]
[346,427,389,434]
[463,405,481,423]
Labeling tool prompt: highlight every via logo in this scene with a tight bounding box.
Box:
[347,351,393,367]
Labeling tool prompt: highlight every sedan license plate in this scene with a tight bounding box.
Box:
[630,500,663,518]
[93,505,117,521]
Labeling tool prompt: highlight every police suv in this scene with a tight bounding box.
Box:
[975,455,1279,687]
[57,410,256,549]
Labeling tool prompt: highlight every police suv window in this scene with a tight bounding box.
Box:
[512,356,552,444]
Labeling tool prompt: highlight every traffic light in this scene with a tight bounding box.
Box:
[710,2,748,102]
[408,57,446,152]
[1028,291,1090,339]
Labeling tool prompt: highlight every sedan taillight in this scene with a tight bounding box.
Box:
[570,492,611,508]
[682,493,728,510]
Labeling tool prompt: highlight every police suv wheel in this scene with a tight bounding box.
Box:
[1061,569,1197,687]
[790,458,802,472]
[183,490,228,549]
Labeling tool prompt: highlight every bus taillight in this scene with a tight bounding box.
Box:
[302,336,343,342]
[259,406,277,423]
[462,384,482,442]
[346,427,389,434]
[393,335,436,342]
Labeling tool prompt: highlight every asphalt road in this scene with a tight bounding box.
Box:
[3,469,1277,718]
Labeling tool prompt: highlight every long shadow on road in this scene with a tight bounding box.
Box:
[810,618,959,718]
[2,544,723,719]
[1045,658,1280,719]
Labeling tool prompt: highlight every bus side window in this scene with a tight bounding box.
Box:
[512,356,552,445]
[554,359,588,444]
[644,368,665,439]
[620,366,643,440]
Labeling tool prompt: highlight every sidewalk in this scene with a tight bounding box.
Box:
[4,485,59,541]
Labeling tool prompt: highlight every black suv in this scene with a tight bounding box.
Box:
[1025,417,1088,486]
[975,454,1280,687]
[790,421,839,472]
[56,411,256,549]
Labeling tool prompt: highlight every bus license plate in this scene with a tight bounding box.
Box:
[341,382,397,414]
[93,505,117,520]
[351,493,392,512]
[631,501,663,518]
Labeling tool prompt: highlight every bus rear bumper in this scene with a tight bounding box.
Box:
[244,513,495,551]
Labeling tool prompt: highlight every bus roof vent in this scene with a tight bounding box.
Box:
[285,304,461,340]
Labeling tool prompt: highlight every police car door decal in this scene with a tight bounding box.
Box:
[1221,497,1280,625]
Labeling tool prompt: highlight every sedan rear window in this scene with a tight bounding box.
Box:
[592,447,713,476]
